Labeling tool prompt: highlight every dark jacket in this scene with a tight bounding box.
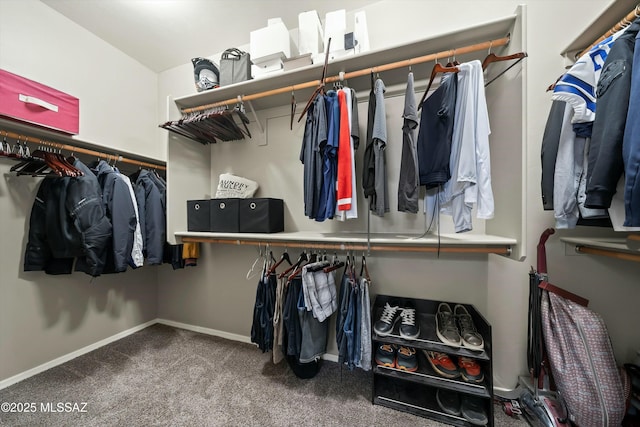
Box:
[24,159,112,277]
[133,169,165,265]
[585,20,640,208]
[540,100,566,210]
[93,160,137,273]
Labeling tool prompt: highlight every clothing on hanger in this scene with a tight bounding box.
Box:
[433,60,494,233]
[370,78,389,217]
[300,94,328,220]
[362,72,377,204]
[335,89,354,216]
[91,160,137,273]
[398,71,420,214]
[131,169,166,265]
[24,159,112,277]
[316,90,339,222]
[339,87,359,220]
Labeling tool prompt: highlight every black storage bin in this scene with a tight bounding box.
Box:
[239,198,284,233]
[187,200,211,232]
[210,198,240,232]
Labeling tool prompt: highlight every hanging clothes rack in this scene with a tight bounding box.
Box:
[180,35,511,114]
[575,4,640,59]
[0,128,166,171]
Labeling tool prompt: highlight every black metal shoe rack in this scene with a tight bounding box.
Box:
[371,294,494,426]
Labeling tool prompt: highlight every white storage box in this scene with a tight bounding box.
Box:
[250,18,294,64]
[298,11,324,56]
[324,10,346,52]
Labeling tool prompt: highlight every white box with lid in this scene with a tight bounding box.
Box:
[250,18,295,65]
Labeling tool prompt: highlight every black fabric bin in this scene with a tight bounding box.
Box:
[210,198,240,232]
[187,200,211,232]
[239,198,284,233]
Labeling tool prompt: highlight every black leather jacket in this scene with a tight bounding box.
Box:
[24,159,112,277]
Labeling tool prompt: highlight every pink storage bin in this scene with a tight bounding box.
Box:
[0,69,79,135]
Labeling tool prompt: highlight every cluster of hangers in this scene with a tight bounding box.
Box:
[1,131,83,177]
[418,43,527,108]
[247,245,371,283]
[547,4,640,91]
[160,103,251,145]
[296,37,527,122]
[0,131,30,159]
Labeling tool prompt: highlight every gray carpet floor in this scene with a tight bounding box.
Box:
[0,324,527,426]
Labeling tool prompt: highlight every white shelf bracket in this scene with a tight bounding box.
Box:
[244,98,267,146]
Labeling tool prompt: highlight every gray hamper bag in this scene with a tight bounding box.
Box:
[220,48,252,86]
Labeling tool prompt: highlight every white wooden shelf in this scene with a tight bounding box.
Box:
[176,231,516,255]
[173,14,516,113]
[561,0,637,57]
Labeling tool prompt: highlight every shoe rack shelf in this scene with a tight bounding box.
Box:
[371,295,494,427]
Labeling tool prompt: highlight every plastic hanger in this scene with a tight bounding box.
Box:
[323,253,345,273]
[359,254,371,282]
[266,250,292,276]
[286,251,314,280]
[297,38,332,123]
[290,90,296,131]
[278,251,308,279]
[0,132,7,155]
[418,57,459,109]
[246,244,265,280]
[483,52,527,87]
[482,51,527,71]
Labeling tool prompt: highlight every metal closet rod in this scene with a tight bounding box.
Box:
[1,128,166,171]
[180,237,511,255]
[576,4,640,59]
[181,35,511,114]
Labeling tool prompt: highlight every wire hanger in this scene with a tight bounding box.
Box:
[483,51,527,87]
[481,38,527,87]
[297,37,332,123]
[418,54,459,109]
[446,49,459,67]
[359,254,371,282]
[246,243,264,280]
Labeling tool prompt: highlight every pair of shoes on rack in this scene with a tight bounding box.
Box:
[375,343,418,372]
[436,303,484,350]
[373,302,420,339]
[436,389,488,426]
[424,351,484,383]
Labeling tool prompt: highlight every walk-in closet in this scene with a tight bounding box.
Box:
[1,1,639,426]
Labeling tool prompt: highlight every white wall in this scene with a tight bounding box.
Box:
[0,0,161,383]
[157,0,640,392]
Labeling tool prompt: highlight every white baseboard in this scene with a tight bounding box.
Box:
[0,319,157,390]
[156,318,253,344]
[157,318,341,363]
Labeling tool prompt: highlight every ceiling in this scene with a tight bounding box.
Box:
[41,0,376,73]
